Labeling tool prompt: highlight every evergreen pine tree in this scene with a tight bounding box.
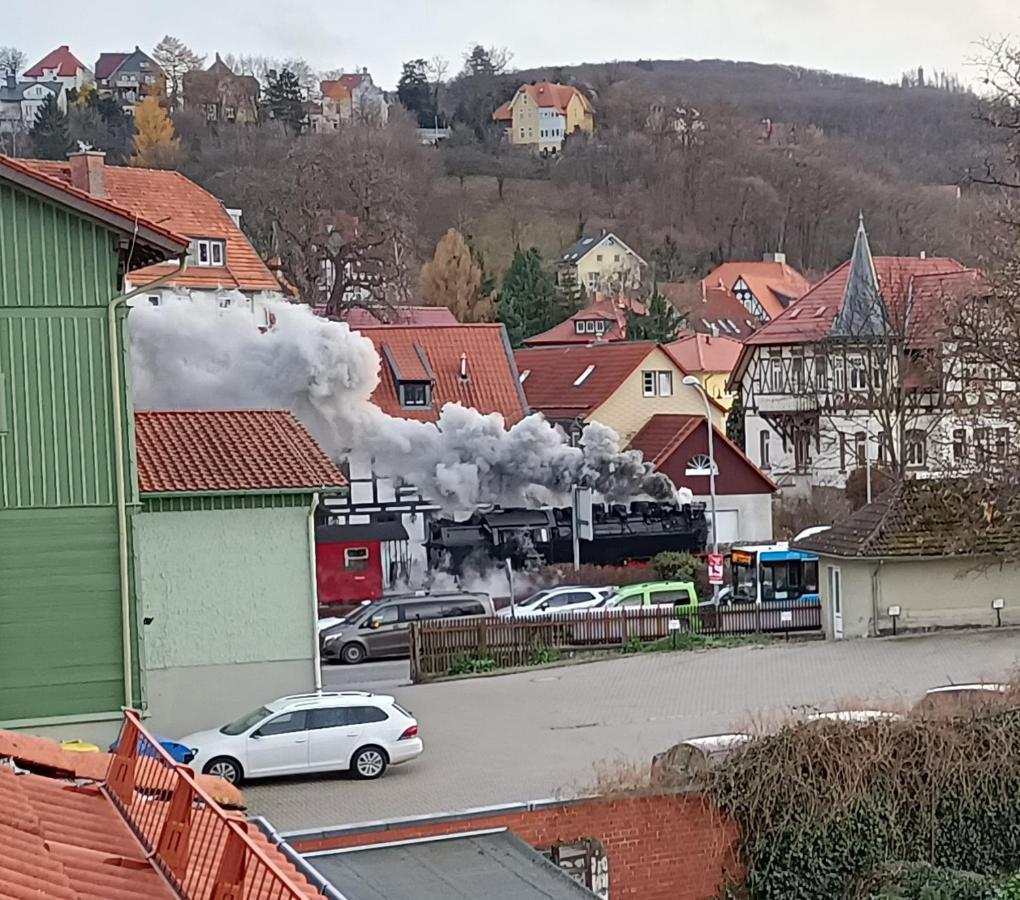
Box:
[556,267,587,318]
[264,68,305,133]
[726,393,746,450]
[29,94,71,160]
[498,247,559,347]
[397,58,436,127]
[626,287,684,343]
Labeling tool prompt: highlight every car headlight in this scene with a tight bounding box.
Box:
[323,632,343,644]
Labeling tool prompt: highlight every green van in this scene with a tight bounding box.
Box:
[604,581,700,612]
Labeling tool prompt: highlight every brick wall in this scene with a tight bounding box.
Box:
[289,792,741,900]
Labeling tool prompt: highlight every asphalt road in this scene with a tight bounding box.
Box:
[248,629,1020,832]
[321,659,410,693]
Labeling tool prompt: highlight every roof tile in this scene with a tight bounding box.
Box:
[18,160,279,292]
[359,325,528,424]
[134,410,347,494]
[24,46,89,78]
[665,333,743,373]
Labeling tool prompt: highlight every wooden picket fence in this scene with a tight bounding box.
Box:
[408,602,822,682]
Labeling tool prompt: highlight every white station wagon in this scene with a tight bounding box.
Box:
[178,692,423,785]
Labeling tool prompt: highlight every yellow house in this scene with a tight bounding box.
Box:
[514,342,724,448]
[557,232,646,295]
[664,333,743,412]
[493,81,594,154]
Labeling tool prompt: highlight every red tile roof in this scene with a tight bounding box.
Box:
[0,155,189,267]
[0,767,176,900]
[23,46,89,78]
[522,296,645,346]
[320,80,353,101]
[94,52,130,81]
[702,260,811,317]
[134,410,347,494]
[627,414,777,492]
[742,256,971,347]
[19,159,279,293]
[340,305,460,328]
[514,342,657,418]
[494,81,591,120]
[360,325,528,424]
[665,332,743,373]
[661,282,762,339]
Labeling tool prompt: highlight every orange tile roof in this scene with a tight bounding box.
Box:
[18,159,279,293]
[358,325,528,424]
[340,305,459,327]
[660,281,762,339]
[0,767,176,900]
[134,410,348,494]
[702,260,811,318]
[495,81,591,120]
[665,332,743,373]
[24,45,89,78]
[514,342,657,419]
[523,296,645,346]
[320,79,353,101]
[1,155,189,267]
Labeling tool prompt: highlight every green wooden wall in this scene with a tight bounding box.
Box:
[0,181,133,724]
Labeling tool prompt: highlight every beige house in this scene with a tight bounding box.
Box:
[796,480,1020,640]
[493,81,594,153]
[557,232,646,295]
[515,342,724,447]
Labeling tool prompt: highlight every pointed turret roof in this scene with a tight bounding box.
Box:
[831,213,889,338]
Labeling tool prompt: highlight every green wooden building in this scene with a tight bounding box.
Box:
[0,155,188,729]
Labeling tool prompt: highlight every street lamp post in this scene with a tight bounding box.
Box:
[682,375,719,602]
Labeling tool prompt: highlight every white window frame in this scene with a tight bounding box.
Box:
[759,431,771,469]
[905,430,927,468]
[849,356,868,391]
[658,371,673,397]
[191,238,226,268]
[642,371,656,397]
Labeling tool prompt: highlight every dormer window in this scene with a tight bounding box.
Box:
[190,238,226,267]
[574,320,586,335]
[399,381,431,408]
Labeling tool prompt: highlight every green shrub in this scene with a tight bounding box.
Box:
[854,862,998,899]
[447,654,496,675]
[651,550,700,581]
[527,642,560,666]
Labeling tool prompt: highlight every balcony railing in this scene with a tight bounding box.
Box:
[105,710,313,900]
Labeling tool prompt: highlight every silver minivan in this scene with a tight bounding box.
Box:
[320,592,494,664]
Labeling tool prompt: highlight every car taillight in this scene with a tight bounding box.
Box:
[398,725,418,740]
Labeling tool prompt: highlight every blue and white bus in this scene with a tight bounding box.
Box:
[727,543,820,606]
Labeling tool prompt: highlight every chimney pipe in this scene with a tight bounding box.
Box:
[459,352,468,381]
[919,250,927,260]
[68,149,106,198]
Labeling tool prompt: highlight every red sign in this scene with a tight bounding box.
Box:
[707,552,725,585]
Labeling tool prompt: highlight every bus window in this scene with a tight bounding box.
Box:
[762,562,790,601]
[732,560,757,602]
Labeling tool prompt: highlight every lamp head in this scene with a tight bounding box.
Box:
[682,375,700,387]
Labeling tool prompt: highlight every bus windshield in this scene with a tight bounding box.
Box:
[729,547,819,605]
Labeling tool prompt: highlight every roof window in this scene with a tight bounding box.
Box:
[519,369,530,383]
[573,364,596,386]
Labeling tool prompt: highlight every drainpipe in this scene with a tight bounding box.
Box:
[870,562,882,637]
[108,256,188,710]
[308,492,323,691]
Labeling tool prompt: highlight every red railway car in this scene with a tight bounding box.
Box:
[315,521,409,606]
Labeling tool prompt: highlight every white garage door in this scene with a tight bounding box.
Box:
[707,510,740,545]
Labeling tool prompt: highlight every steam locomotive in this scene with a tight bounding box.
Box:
[426,500,709,573]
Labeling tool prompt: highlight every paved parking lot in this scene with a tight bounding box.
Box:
[248,630,1020,831]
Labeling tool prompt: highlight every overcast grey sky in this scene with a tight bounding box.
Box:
[7,0,1017,89]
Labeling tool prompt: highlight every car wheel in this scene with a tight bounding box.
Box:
[351,746,388,779]
[341,642,367,665]
[204,756,243,785]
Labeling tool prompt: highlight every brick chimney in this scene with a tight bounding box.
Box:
[68,150,106,199]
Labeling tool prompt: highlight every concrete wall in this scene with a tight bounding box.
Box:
[592,347,724,446]
[289,793,740,900]
[134,505,317,735]
[694,492,773,544]
[817,554,1020,639]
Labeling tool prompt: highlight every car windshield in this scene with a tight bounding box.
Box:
[519,589,554,608]
[219,705,272,735]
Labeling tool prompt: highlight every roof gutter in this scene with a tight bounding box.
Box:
[109,254,188,712]
[250,816,350,900]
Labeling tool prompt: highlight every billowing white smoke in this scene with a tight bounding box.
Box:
[128,298,678,511]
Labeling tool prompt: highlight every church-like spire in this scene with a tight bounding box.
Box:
[831,213,888,337]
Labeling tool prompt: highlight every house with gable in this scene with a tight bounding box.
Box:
[493,81,594,153]
[0,77,64,145]
[557,232,646,295]
[94,47,166,110]
[731,217,986,494]
[318,324,529,595]
[22,45,92,93]
[182,54,260,123]
[21,150,285,323]
[662,254,811,339]
[515,342,725,447]
[523,294,647,346]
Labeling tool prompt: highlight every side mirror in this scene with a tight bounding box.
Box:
[249,732,262,741]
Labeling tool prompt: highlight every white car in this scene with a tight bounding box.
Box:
[497,586,615,618]
[178,691,423,785]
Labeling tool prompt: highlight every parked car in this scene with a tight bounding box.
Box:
[321,591,494,664]
[178,692,422,785]
[603,581,700,611]
[497,586,616,618]
[651,734,752,788]
[804,710,901,724]
[913,683,1010,717]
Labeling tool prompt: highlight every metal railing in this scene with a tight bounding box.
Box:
[409,603,822,682]
[104,710,313,900]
